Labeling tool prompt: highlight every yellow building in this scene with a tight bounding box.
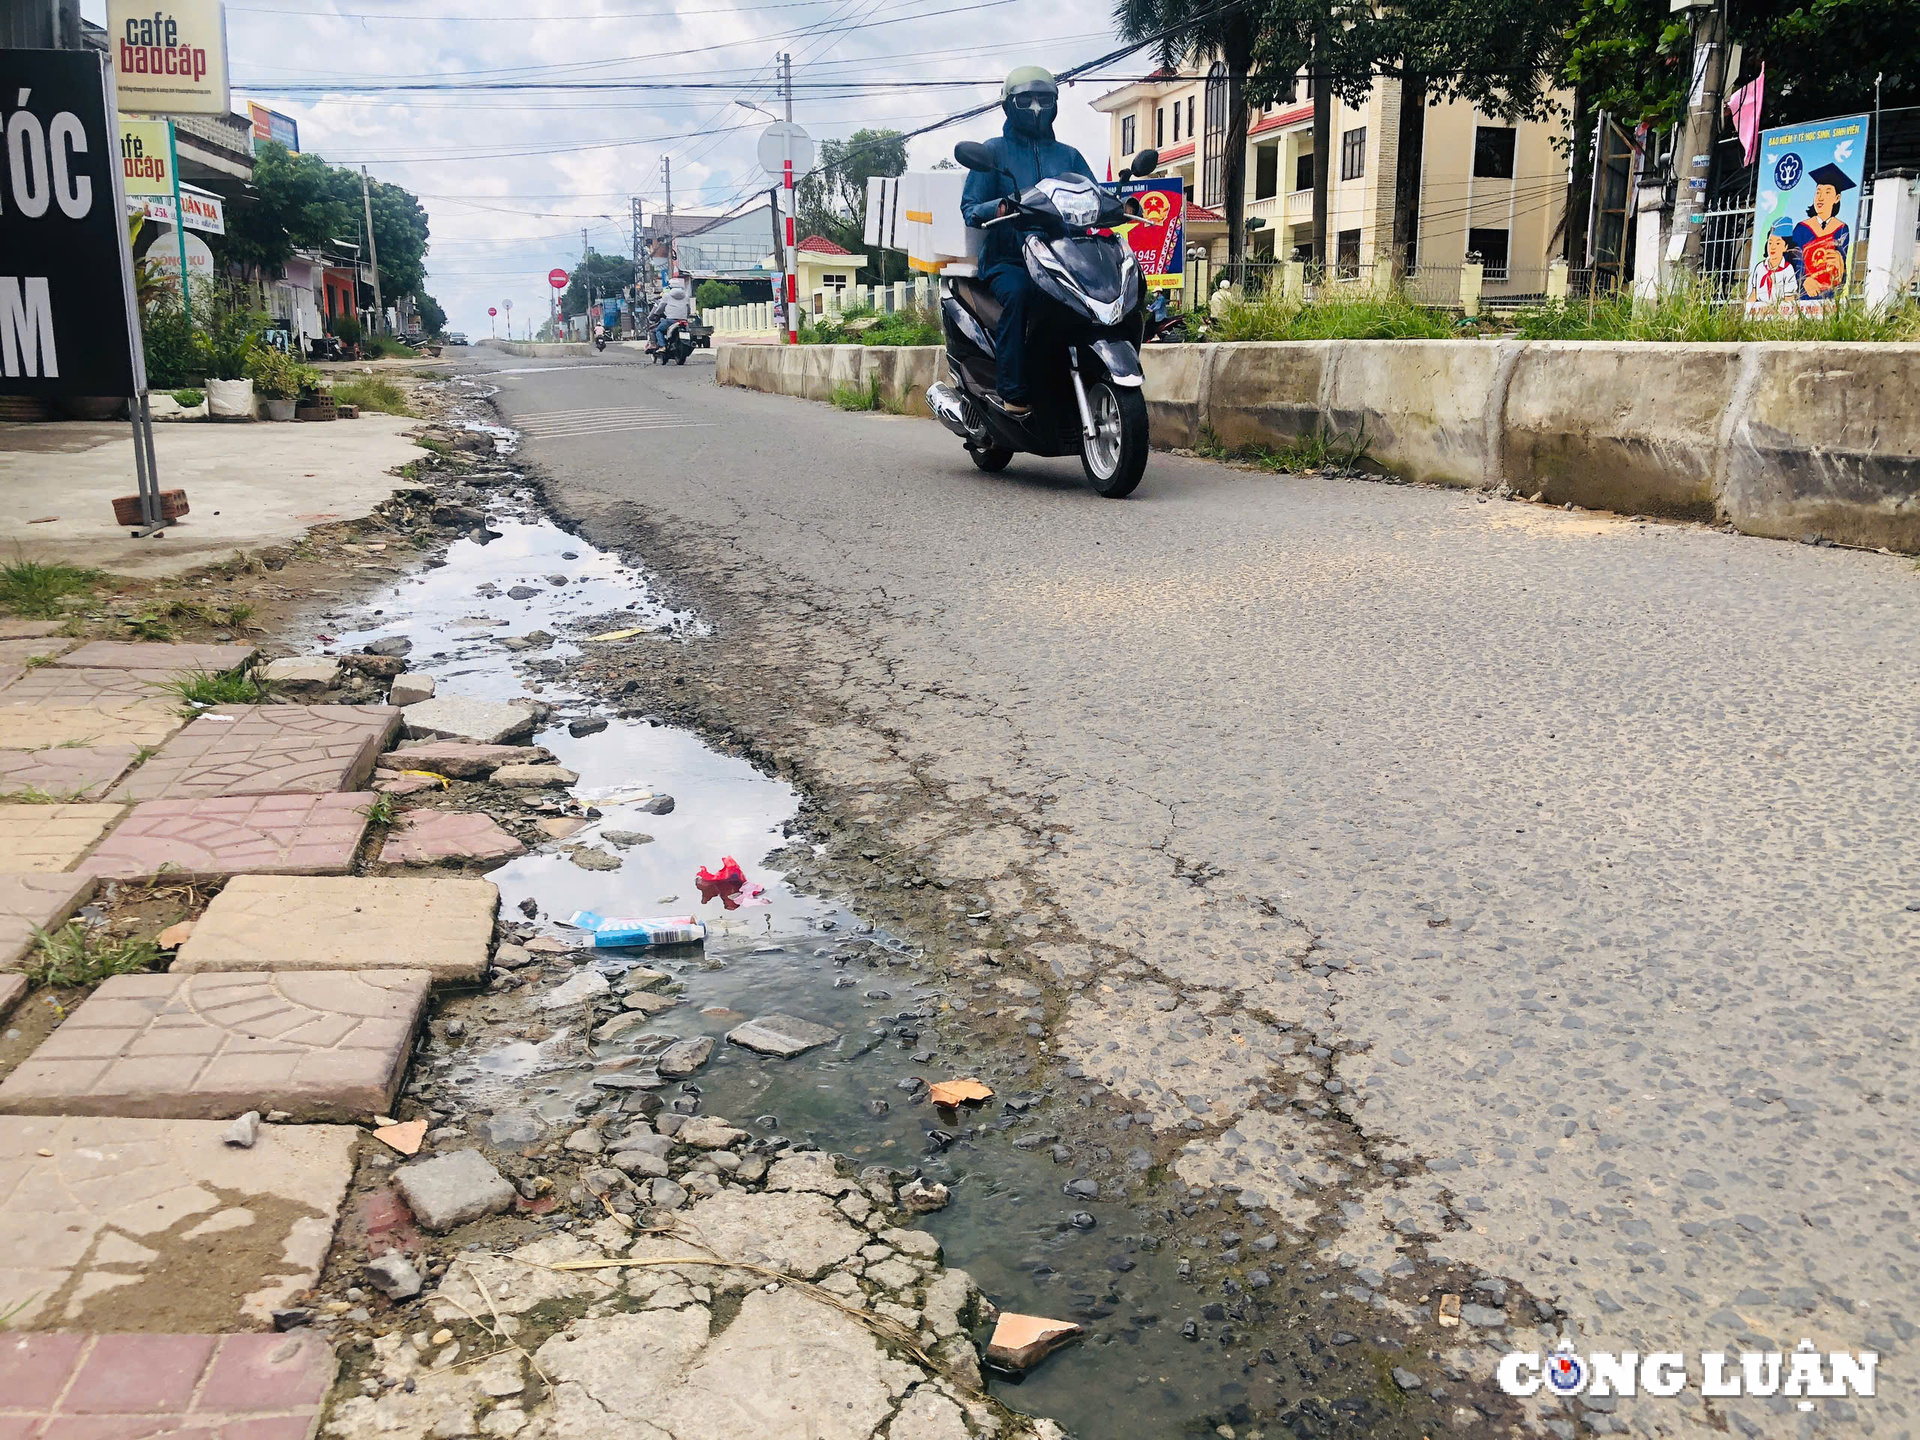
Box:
[1093,66,1570,302]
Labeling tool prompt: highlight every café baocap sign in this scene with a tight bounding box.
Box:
[108,1,230,115]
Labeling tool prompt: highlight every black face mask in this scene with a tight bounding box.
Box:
[1006,96,1056,138]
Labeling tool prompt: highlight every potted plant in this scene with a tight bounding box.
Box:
[246,345,317,421]
[203,299,262,420]
[328,313,363,359]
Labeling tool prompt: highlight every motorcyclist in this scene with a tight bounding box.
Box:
[960,65,1096,416]
[653,278,691,349]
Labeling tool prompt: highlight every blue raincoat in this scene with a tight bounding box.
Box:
[960,115,1097,276]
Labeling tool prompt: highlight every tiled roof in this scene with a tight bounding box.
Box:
[797,234,851,255]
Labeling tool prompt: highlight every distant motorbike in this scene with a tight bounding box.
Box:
[648,319,695,365]
[925,141,1160,498]
[593,327,607,352]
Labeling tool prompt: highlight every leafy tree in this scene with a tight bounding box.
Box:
[415,292,447,335]
[561,251,633,319]
[696,280,743,310]
[1118,0,1264,274]
[358,175,430,301]
[219,142,356,275]
[798,128,909,279]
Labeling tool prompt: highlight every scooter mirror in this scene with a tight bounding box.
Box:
[954,141,998,172]
[1131,148,1160,177]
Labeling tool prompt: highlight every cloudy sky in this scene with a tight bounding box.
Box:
[84,0,1138,335]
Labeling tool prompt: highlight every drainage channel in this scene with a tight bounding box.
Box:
[318,379,1507,1439]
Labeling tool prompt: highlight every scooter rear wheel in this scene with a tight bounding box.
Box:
[1079,379,1148,498]
[970,445,1013,472]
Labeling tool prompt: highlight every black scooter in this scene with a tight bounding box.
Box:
[925,142,1160,498]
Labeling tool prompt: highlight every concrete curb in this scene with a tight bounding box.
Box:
[719,339,1920,552]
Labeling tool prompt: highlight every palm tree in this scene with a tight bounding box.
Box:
[1114,0,1264,278]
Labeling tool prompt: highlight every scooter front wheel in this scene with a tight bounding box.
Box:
[1079,379,1148,498]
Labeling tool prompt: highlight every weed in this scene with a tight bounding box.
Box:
[26,922,162,988]
[1514,284,1920,342]
[415,437,451,457]
[0,1293,35,1331]
[158,598,255,630]
[23,653,55,669]
[0,556,103,617]
[124,609,174,641]
[1214,288,1457,342]
[153,666,267,713]
[359,793,399,827]
[170,387,205,408]
[0,785,88,804]
[333,375,412,416]
[830,377,883,412]
[802,304,944,347]
[1196,420,1372,474]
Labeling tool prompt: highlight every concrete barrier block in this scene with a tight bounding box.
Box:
[1139,345,1212,450]
[1204,342,1332,451]
[1321,340,1505,487]
[1503,342,1737,519]
[1721,343,1920,550]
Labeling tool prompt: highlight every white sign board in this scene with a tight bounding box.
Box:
[756,121,815,178]
[109,0,231,115]
[180,186,225,234]
[148,230,216,289]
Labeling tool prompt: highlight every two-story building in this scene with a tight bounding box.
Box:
[1094,66,1570,302]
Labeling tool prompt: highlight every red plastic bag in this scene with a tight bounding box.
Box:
[696,856,745,889]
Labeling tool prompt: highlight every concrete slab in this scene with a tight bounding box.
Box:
[0,871,97,971]
[0,637,73,667]
[0,1115,357,1328]
[110,704,401,801]
[174,874,498,983]
[0,971,24,1020]
[379,809,526,866]
[0,741,141,798]
[0,620,65,639]
[0,803,124,871]
[0,1331,335,1434]
[55,641,256,672]
[401,696,538,745]
[375,741,550,778]
[0,412,422,579]
[77,792,372,881]
[0,969,431,1121]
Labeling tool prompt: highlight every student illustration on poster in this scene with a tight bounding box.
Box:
[1747,115,1868,315]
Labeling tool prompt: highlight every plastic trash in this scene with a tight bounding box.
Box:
[696,855,767,909]
[565,909,706,948]
[697,857,746,890]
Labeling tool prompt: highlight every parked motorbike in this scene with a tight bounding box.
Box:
[925,142,1160,498]
[648,319,694,365]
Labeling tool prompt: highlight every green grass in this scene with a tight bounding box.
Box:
[1214,287,1459,342]
[26,922,162,988]
[358,792,399,827]
[1198,420,1373,474]
[153,666,268,713]
[159,598,254,630]
[1514,285,1920,342]
[124,609,173,641]
[170,387,204,408]
[0,785,89,804]
[0,557,103,618]
[801,304,943,347]
[830,377,883,411]
[332,375,412,415]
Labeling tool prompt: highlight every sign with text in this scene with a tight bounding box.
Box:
[108,0,230,115]
[0,48,144,397]
[247,101,298,152]
[1113,178,1186,290]
[118,116,174,195]
[1745,113,1869,315]
[180,187,224,234]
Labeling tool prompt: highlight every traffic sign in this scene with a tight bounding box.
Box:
[488,307,497,316]
[757,121,814,177]
[549,268,569,290]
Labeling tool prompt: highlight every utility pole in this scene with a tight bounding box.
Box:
[632,195,644,297]
[780,51,798,343]
[661,156,675,280]
[1672,0,1730,269]
[360,166,384,334]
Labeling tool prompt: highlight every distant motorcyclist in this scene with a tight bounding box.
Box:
[653,278,691,349]
[960,66,1096,416]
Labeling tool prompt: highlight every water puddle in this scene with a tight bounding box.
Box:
[318,387,1452,1438]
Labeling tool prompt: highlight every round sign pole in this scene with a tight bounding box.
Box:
[755,110,813,346]
[488,306,497,338]
[549,268,568,344]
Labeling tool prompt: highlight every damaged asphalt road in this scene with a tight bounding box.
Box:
[463,350,1920,1438]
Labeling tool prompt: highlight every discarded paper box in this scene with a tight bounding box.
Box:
[927,1077,993,1107]
[985,1313,1082,1373]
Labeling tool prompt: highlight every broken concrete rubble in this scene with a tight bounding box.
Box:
[395,1148,516,1231]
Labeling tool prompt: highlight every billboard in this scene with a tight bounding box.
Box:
[248,101,299,153]
[1745,114,1869,316]
[119,116,174,195]
[0,48,145,396]
[1114,178,1186,290]
[108,0,230,115]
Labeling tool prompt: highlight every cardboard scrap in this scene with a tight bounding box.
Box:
[1436,1293,1461,1328]
[373,1119,428,1156]
[156,919,195,950]
[927,1077,994,1107]
[584,627,648,642]
[985,1313,1082,1373]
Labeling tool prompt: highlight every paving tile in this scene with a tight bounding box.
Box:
[110,705,401,802]
[76,793,372,882]
[174,875,497,984]
[0,806,123,872]
[0,639,73,668]
[0,1332,334,1436]
[53,641,256,673]
[0,969,431,1121]
[0,669,184,751]
[0,873,97,972]
[0,621,65,640]
[0,744,140,800]
[379,809,527,867]
[0,973,26,1021]
[0,1116,356,1329]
